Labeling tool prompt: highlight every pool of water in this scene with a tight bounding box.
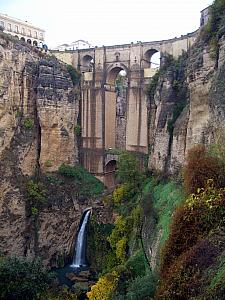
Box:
[52,264,90,287]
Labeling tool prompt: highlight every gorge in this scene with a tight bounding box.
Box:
[0,0,225,299]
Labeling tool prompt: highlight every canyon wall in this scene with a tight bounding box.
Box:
[0,33,84,265]
[148,34,225,175]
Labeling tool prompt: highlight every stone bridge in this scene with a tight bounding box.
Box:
[53,32,197,187]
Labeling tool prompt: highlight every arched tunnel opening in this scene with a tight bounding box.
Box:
[105,160,117,188]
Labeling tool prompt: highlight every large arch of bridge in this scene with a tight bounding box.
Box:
[104,63,128,150]
[106,63,129,85]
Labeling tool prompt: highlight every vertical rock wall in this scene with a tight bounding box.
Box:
[148,36,225,174]
[0,34,80,264]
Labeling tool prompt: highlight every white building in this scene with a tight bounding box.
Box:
[0,13,45,47]
[53,40,93,51]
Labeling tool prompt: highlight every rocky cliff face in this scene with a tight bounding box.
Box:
[0,33,87,266]
[148,33,225,174]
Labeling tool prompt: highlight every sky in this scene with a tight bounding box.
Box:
[0,0,212,48]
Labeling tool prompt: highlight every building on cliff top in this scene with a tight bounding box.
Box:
[200,6,211,27]
[53,40,93,51]
[0,12,45,47]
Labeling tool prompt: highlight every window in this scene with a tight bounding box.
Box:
[22,27,25,34]
[28,29,31,36]
[34,31,37,38]
[15,25,19,33]
[7,23,12,31]
[0,21,4,27]
[39,32,43,39]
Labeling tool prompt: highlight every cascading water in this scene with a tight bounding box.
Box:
[71,209,91,268]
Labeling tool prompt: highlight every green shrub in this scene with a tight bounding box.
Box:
[23,118,34,130]
[146,71,160,100]
[27,180,45,203]
[31,207,39,215]
[112,183,134,206]
[74,124,81,135]
[152,181,185,248]
[125,250,146,278]
[116,237,128,264]
[66,64,81,86]
[126,273,156,300]
[0,256,54,300]
[86,215,114,273]
[58,164,104,197]
[108,216,133,250]
[117,151,144,190]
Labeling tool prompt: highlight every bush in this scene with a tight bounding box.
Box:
[156,181,225,299]
[161,181,225,274]
[74,124,81,135]
[86,271,119,300]
[58,164,104,197]
[66,64,81,86]
[125,250,146,278]
[183,145,225,194]
[112,183,134,206]
[146,71,160,100]
[86,215,114,273]
[27,180,46,203]
[108,216,133,250]
[23,118,34,130]
[126,273,156,300]
[116,151,144,189]
[116,237,128,264]
[0,256,54,300]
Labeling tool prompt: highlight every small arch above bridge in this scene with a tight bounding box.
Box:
[144,48,160,68]
[81,54,94,72]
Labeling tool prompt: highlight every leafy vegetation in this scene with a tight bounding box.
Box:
[74,124,81,135]
[0,256,54,300]
[146,52,188,136]
[66,64,81,86]
[27,180,46,215]
[86,152,156,299]
[58,164,104,197]
[155,144,225,300]
[201,0,225,60]
[183,144,225,194]
[23,118,34,130]
[87,271,119,300]
[145,70,160,101]
[116,151,144,189]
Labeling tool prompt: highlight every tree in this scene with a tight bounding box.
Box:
[0,256,54,300]
[116,151,143,190]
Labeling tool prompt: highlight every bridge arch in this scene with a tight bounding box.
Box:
[106,63,129,85]
[144,48,161,68]
[81,54,94,72]
[105,159,117,188]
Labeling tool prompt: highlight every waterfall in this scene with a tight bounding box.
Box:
[71,209,91,268]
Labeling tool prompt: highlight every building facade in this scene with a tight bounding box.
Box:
[53,40,93,51]
[200,6,211,27]
[0,13,45,46]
